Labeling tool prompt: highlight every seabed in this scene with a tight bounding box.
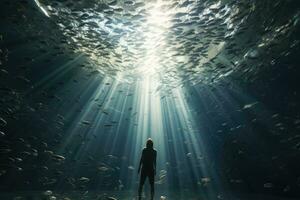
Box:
[1,190,299,200]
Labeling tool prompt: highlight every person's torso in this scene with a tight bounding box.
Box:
[142,148,156,170]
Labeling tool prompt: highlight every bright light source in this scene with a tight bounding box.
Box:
[136,0,172,78]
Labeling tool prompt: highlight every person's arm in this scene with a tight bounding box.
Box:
[154,151,157,175]
[138,150,143,174]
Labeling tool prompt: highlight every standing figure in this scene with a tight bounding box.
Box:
[138,138,157,200]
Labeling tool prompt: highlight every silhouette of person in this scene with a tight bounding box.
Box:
[138,138,157,200]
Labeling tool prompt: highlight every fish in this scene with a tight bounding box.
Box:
[0,117,7,127]
[78,177,90,183]
[51,154,66,161]
[243,102,258,109]
[0,0,298,195]
[81,120,91,125]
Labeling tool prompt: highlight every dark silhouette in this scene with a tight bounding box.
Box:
[138,138,157,200]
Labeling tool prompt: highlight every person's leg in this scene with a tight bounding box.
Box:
[149,172,155,200]
[138,171,146,200]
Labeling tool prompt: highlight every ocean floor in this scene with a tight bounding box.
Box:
[0,191,299,200]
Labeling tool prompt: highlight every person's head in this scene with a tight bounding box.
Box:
[146,138,153,149]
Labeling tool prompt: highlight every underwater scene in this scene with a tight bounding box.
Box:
[1,0,300,199]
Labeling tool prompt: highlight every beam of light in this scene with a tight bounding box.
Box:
[28,0,232,198]
[120,76,167,191]
[24,56,248,199]
[167,87,222,198]
[27,54,84,95]
[22,58,277,198]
